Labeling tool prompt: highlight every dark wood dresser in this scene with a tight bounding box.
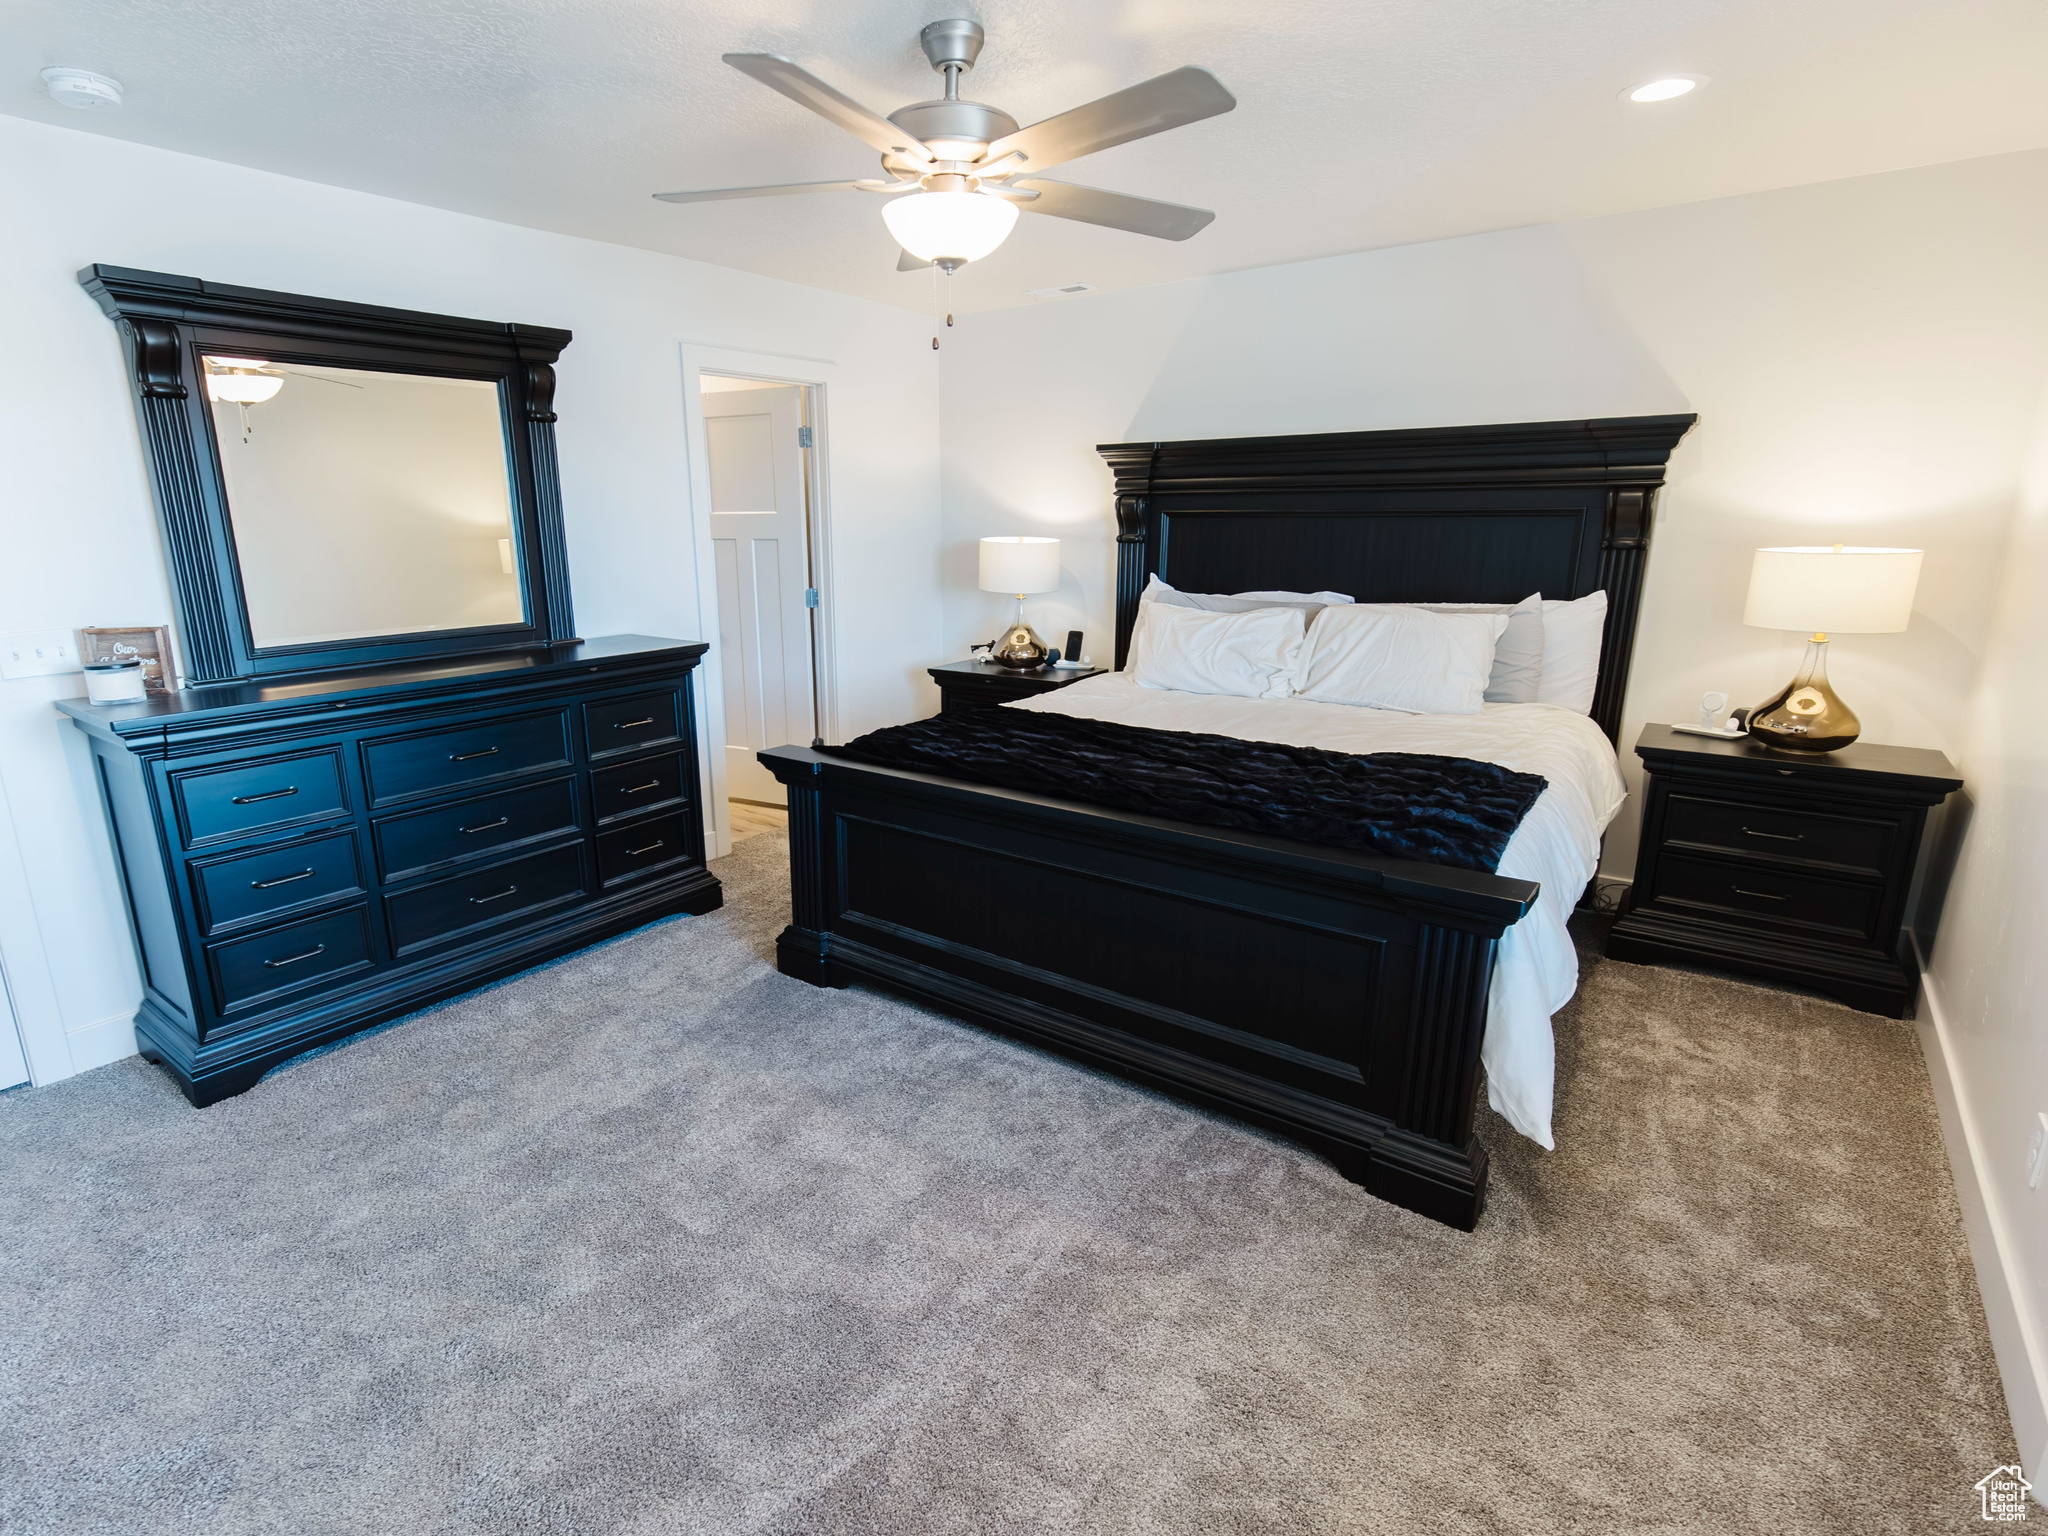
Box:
[928,659,1107,713]
[1606,724,1961,1017]
[59,637,719,1105]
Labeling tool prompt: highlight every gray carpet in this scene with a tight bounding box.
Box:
[0,831,2015,1535]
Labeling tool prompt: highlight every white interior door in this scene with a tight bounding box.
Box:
[705,383,815,803]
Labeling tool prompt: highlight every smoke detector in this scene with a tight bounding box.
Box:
[42,68,124,111]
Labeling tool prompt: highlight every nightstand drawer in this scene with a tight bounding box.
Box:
[1649,853,1884,943]
[1664,793,1894,878]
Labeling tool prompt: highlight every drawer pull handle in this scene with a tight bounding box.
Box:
[263,943,327,969]
[251,868,316,890]
[232,785,298,805]
[625,839,665,856]
[1732,887,1789,902]
[469,885,519,906]
[459,817,510,835]
[449,747,500,762]
[623,780,661,795]
[1742,826,1804,842]
[613,717,656,730]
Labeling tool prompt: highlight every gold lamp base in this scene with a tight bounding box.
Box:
[989,594,1050,669]
[990,620,1049,669]
[1747,636,1861,752]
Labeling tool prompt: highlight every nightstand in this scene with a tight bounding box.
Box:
[928,659,1108,714]
[1606,725,1961,1017]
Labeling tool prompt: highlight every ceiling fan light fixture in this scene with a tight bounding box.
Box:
[204,360,284,404]
[882,188,1019,265]
[1625,75,1705,103]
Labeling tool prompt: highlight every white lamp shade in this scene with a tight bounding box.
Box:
[978,536,1060,594]
[882,189,1019,264]
[1742,546,1922,634]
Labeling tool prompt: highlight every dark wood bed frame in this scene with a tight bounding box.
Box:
[762,415,1696,1229]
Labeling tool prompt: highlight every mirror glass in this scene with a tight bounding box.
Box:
[206,357,526,650]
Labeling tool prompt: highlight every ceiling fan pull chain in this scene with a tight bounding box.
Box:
[931,263,941,349]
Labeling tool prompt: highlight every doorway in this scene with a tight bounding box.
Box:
[700,375,822,811]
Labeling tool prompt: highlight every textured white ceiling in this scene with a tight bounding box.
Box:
[7,0,2047,313]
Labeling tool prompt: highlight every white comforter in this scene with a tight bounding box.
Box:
[1005,673,1627,1149]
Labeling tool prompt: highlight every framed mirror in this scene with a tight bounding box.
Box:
[81,266,578,686]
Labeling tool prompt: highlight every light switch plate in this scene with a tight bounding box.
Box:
[0,631,81,679]
[2028,1113,2048,1190]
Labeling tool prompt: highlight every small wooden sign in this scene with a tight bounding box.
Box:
[78,626,178,695]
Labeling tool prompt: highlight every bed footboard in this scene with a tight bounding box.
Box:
[761,746,1538,1230]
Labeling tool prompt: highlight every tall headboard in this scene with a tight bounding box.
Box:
[1099,414,1698,744]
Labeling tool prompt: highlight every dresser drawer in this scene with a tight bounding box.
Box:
[1664,793,1894,879]
[207,906,375,1019]
[191,829,365,936]
[597,809,698,886]
[1648,853,1884,944]
[585,691,680,762]
[173,749,348,848]
[384,841,590,958]
[362,710,571,808]
[374,777,580,883]
[591,752,689,824]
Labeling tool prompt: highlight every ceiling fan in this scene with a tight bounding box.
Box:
[655,19,1237,273]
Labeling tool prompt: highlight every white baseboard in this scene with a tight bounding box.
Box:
[1914,943,2048,1495]
[63,1010,137,1074]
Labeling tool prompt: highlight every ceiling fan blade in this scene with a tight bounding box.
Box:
[979,184,1040,203]
[1010,180,1216,241]
[724,53,935,166]
[896,249,934,272]
[983,67,1235,174]
[654,180,861,204]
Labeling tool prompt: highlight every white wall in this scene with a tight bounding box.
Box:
[939,148,2048,879]
[1921,383,2048,1483]
[0,113,942,1085]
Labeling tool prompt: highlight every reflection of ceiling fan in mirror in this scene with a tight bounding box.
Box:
[654,19,1237,272]
[203,356,364,440]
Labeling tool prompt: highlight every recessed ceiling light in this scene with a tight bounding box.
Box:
[41,67,123,110]
[1624,75,1705,103]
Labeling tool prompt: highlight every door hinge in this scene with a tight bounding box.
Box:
[797,426,813,448]
[804,588,820,609]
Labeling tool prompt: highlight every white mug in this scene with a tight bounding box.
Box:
[1700,690,1730,731]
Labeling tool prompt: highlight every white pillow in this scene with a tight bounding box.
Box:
[1130,600,1305,701]
[1143,574,1325,624]
[1293,605,1508,715]
[1234,589,1355,605]
[1140,574,1351,624]
[1412,594,1545,704]
[1537,592,1608,714]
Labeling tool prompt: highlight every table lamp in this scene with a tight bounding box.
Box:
[979,536,1061,668]
[1741,544,1922,751]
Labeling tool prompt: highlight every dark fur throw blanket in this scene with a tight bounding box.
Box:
[823,707,1547,873]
